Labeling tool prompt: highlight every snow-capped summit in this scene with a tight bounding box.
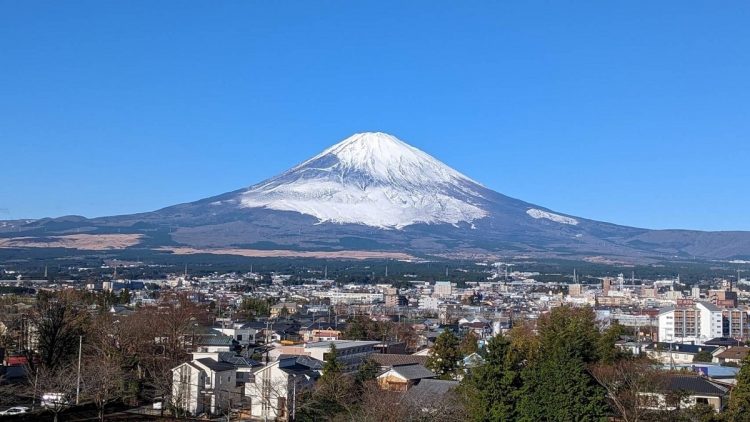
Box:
[294,132,480,187]
[238,132,488,229]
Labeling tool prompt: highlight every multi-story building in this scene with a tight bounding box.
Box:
[658,301,723,343]
[418,296,440,310]
[385,294,408,307]
[312,291,383,304]
[433,281,452,298]
[723,308,750,340]
[270,340,378,371]
[246,355,322,421]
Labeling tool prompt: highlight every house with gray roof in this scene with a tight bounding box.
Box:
[377,364,436,391]
[638,374,730,412]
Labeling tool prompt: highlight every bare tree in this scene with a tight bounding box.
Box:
[355,380,468,422]
[81,354,125,422]
[590,358,664,422]
[30,364,78,422]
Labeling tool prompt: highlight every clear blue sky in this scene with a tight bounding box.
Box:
[1,1,748,231]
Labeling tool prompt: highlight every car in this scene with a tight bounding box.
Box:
[41,393,69,408]
[0,406,30,415]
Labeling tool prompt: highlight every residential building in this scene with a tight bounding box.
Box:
[657,302,723,343]
[644,342,722,365]
[246,355,322,421]
[714,346,750,365]
[723,308,750,340]
[270,340,378,371]
[433,281,452,298]
[377,364,436,391]
[172,357,238,416]
[638,374,729,412]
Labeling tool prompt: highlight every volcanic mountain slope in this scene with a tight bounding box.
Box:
[3,132,750,260]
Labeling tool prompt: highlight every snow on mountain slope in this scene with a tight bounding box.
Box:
[526,208,579,225]
[238,132,488,229]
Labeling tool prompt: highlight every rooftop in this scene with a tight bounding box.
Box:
[387,364,436,380]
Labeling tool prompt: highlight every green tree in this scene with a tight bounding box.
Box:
[117,289,131,305]
[278,305,290,319]
[517,306,607,421]
[355,359,380,384]
[297,343,356,420]
[692,350,714,363]
[322,343,342,380]
[727,356,750,421]
[518,349,607,421]
[427,329,462,380]
[537,306,601,363]
[460,331,480,356]
[597,322,625,364]
[460,334,522,421]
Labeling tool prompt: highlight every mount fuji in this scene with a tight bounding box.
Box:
[3,132,750,261]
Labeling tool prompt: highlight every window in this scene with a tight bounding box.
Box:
[237,335,243,341]
[696,397,709,405]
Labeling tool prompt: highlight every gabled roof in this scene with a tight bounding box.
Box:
[662,374,730,396]
[644,342,719,354]
[404,379,459,402]
[196,335,235,346]
[370,354,428,367]
[705,337,745,347]
[386,364,435,381]
[196,358,236,372]
[217,352,262,368]
[716,346,750,360]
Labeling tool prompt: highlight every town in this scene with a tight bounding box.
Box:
[1,258,750,421]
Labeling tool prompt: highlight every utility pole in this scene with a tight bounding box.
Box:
[76,335,82,404]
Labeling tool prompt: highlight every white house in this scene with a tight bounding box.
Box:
[246,355,323,421]
[214,322,260,346]
[172,357,239,416]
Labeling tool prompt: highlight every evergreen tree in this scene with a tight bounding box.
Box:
[517,306,607,421]
[518,349,607,421]
[597,322,624,364]
[460,331,480,356]
[427,329,462,379]
[460,334,522,421]
[727,356,750,421]
[117,289,131,305]
[322,343,342,380]
[355,358,380,384]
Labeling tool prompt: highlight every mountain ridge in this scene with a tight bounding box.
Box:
[2,132,750,261]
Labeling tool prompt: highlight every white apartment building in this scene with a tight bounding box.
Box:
[312,291,383,304]
[433,281,452,297]
[658,302,723,343]
[418,296,440,310]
